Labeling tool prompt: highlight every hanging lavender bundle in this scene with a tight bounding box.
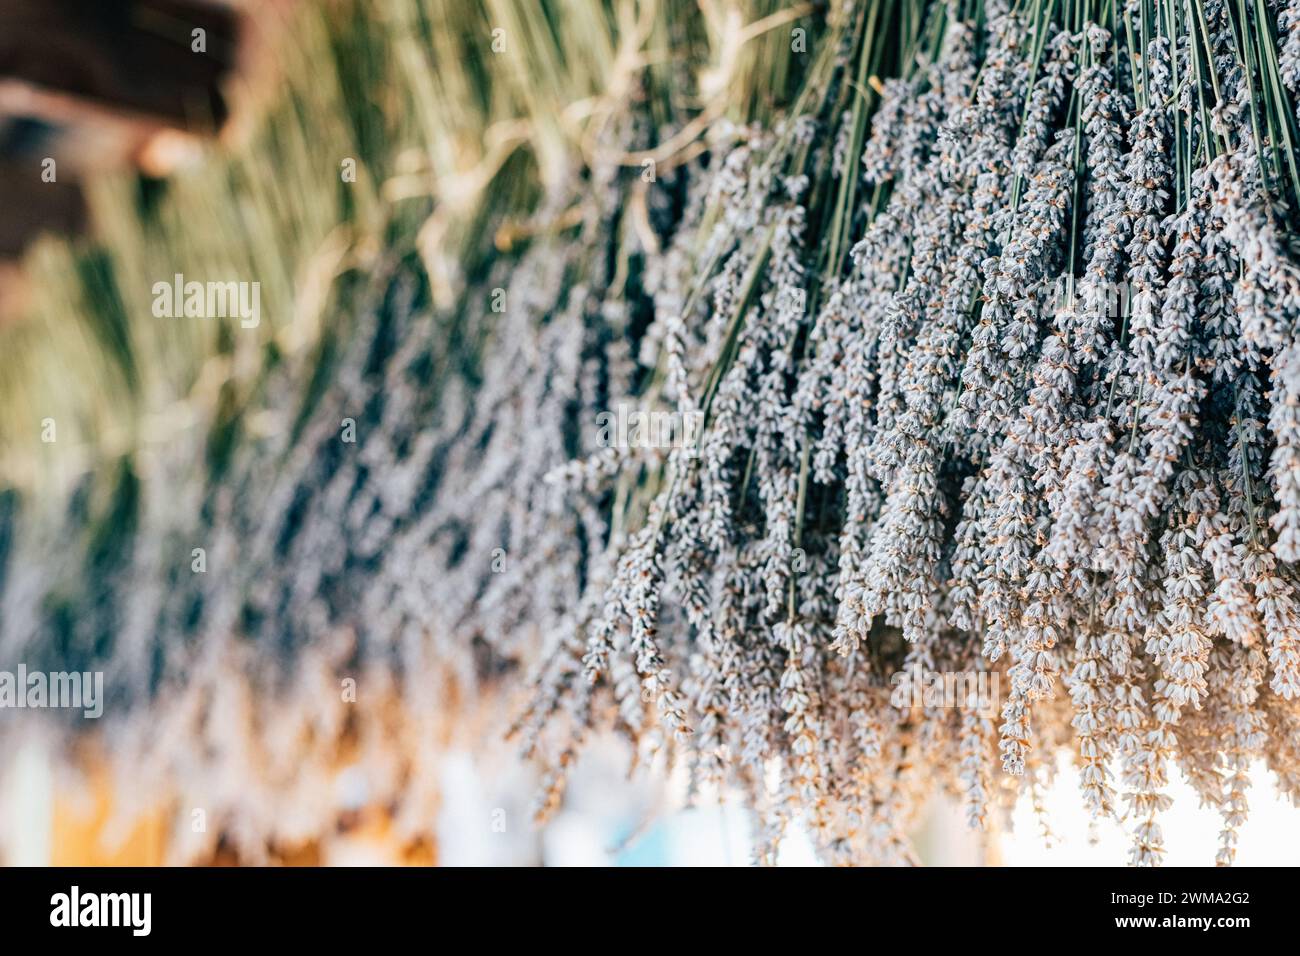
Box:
[0,0,686,862]
[3,0,1299,868]
[518,0,1300,866]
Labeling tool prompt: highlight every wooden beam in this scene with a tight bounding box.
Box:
[0,0,240,133]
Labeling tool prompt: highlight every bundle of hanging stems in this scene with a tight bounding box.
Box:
[502,0,1300,866]
[5,0,1300,867]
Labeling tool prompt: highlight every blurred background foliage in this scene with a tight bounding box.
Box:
[0,0,819,501]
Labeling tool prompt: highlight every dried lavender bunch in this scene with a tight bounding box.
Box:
[523,0,1300,866]
[4,0,1300,869]
[0,67,680,861]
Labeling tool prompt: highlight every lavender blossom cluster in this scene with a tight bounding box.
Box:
[519,1,1300,866]
[3,0,1300,868]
